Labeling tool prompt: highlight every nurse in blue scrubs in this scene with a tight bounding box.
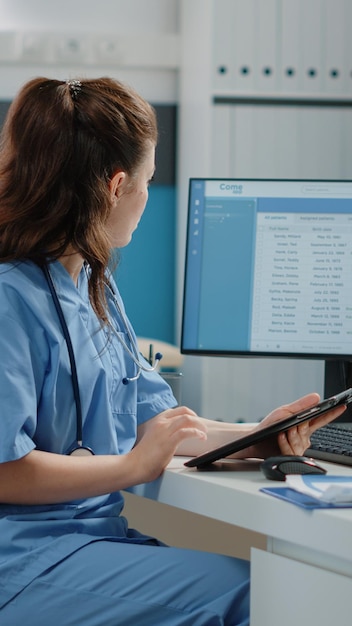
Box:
[0,77,344,626]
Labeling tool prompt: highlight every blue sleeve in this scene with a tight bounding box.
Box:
[0,314,39,462]
[136,359,178,425]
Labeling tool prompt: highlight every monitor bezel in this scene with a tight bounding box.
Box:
[181,177,352,361]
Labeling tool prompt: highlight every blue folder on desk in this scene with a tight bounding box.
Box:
[260,486,352,509]
[261,474,352,509]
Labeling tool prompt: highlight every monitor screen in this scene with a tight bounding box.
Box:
[181,178,352,359]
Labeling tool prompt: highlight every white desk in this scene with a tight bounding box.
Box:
[133,458,352,626]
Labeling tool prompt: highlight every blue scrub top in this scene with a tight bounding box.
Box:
[0,260,177,607]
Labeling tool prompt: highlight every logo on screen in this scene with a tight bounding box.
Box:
[219,183,243,194]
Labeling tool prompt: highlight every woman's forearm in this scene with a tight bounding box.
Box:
[0,449,144,505]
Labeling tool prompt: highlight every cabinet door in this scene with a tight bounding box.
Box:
[250,548,352,626]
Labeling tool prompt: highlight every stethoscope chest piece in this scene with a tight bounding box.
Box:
[67,445,95,456]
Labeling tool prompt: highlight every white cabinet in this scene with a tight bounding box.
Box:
[251,547,352,626]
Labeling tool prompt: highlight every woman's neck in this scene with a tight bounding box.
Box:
[58,249,84,286]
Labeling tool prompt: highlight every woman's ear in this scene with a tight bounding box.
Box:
[109,170,127,199]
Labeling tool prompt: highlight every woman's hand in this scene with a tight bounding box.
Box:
[134,406,208,481]
[248,392,346,458]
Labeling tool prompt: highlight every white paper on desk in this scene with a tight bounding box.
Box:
[285,475,352,504]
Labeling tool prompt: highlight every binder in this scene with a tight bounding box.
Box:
[325,0,345,95]
[213,0,235,93]
[231,0,256,92]
[280,0,301,93]
[342,0,352,95]
[299,0,323,94]
[255,0,278,93]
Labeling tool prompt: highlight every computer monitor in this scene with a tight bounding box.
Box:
[181,179,352,416]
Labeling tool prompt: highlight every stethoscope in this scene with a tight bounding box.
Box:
[42,264,162,456]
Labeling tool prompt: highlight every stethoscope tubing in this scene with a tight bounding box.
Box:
[104,281,162,384]
[43,264,84,446]
[42,264,162,453]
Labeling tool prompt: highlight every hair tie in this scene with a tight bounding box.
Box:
[66,79,82,100]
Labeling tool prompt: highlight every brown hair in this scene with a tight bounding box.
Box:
[0,77,158,321]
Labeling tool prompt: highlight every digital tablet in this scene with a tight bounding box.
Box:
[184,388,352,469]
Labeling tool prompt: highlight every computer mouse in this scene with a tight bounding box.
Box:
[260,455,327,481]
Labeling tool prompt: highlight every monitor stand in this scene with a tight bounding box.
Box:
[324,359,352,423]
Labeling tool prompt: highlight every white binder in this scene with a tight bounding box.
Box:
[300,0,323,94]
[254,0,279,93]
[231,0,256,92]
[341,0,352,95]
[325,0,346,95]
[212,0,236,93]
[280,0,301,93]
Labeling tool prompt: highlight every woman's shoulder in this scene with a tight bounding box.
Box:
[0,261,46,314]
[0,260,44,290]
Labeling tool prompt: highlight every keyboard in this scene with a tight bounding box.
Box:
[306,423,352,467]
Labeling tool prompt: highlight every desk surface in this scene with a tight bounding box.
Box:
[134,458,352,625]
[133,457,352,567]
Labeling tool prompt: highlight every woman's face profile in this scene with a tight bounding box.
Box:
[106,143,156,249]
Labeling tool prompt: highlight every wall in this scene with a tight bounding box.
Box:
[116,105,177,342]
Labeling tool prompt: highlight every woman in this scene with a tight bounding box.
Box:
[0,77,344,625]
